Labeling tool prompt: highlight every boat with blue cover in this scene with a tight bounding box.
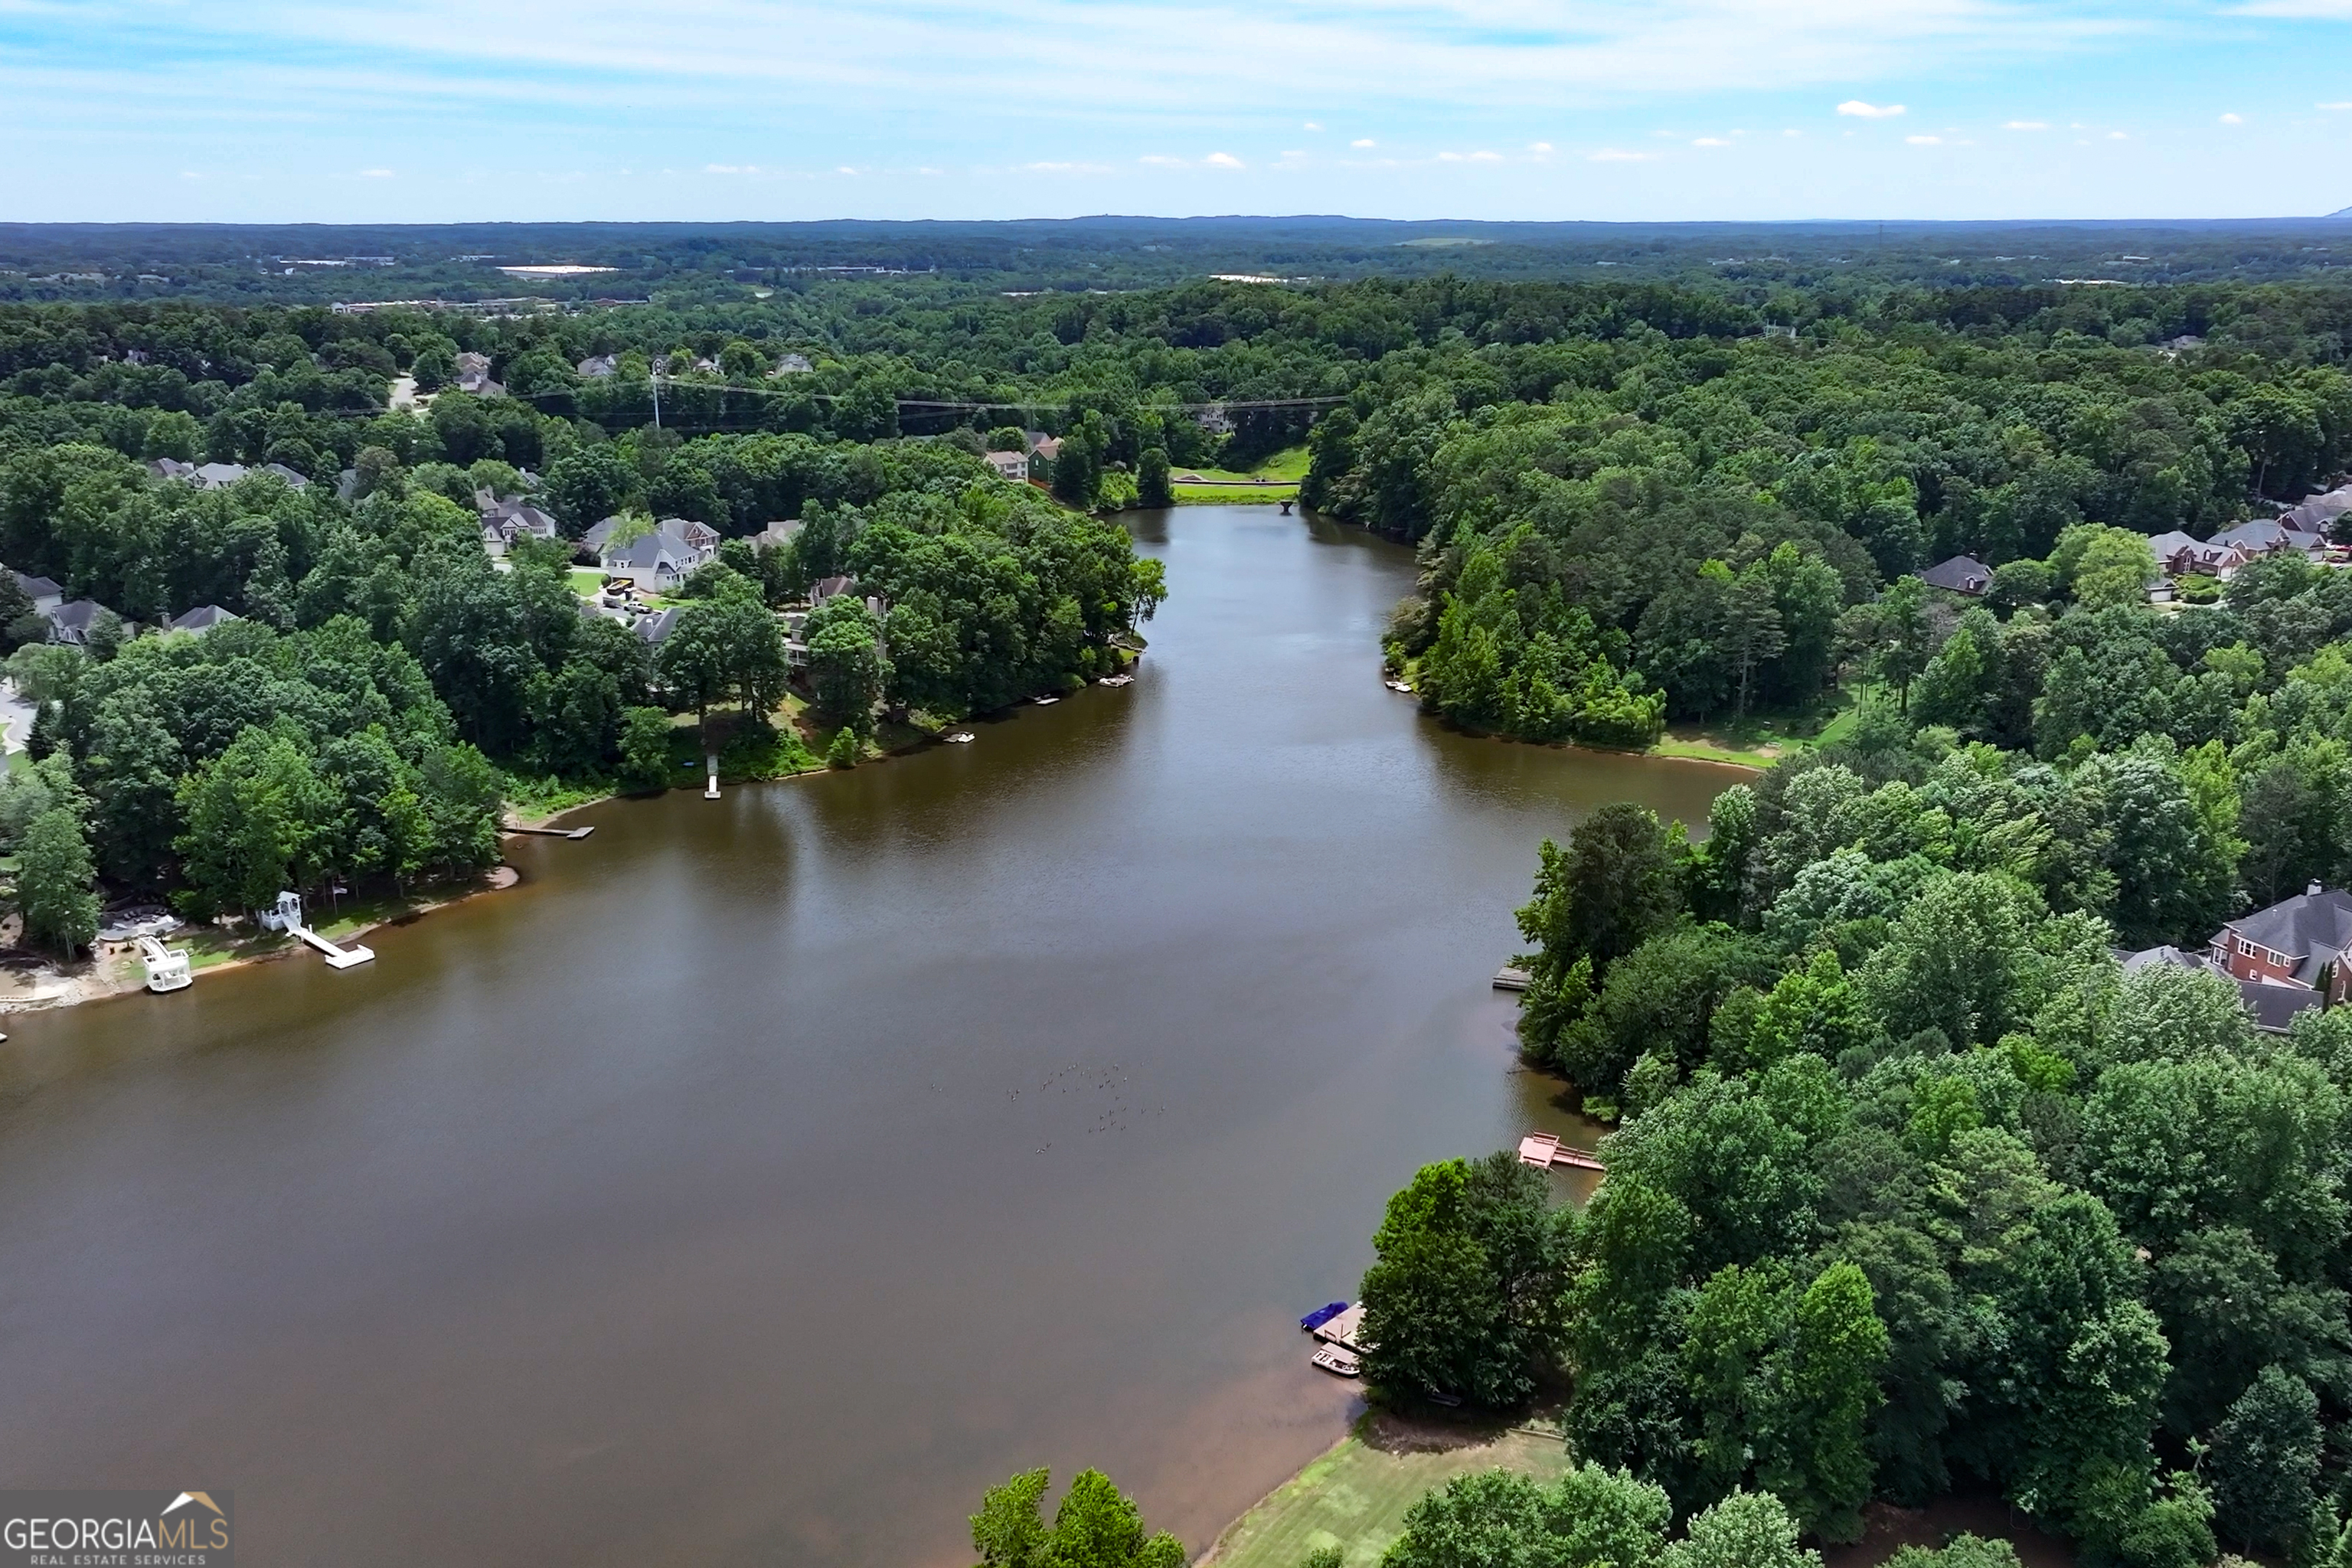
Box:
[1298,1301,1348,1332]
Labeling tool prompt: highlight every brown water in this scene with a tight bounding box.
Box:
[0,508,1741,1566]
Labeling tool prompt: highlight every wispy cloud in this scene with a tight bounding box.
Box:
[1204,151,1243,168]
[2004,119,2048,129]
[2219,112,2243,123]
[1838,100,1906,119]
[1906,134,1942,144]
[1588,148,1653,162]
[1351,138,1376,149]
[358,167,394,178]
[1692,136,1730,146]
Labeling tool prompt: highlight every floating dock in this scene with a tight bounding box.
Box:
[704,756,720,799]
[1517,1132,1603,1172]
[1313,1303,1370,1354]
[293,924,374,969]
[505,824,595,840]
[1493,966,1532,991]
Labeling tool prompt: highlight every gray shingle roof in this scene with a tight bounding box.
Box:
[2223,887,2352,963]
[1918,555,1991,594]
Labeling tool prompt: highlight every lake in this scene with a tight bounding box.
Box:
[0,506,1742,1565]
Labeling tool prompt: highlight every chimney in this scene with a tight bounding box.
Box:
[2311,880,2326,898]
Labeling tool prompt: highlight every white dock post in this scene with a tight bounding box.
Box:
[704,755,720,799]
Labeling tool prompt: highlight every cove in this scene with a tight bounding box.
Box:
[0,507,1742,1566]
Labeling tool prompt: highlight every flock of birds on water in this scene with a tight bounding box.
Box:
[933,1061,1170,1152]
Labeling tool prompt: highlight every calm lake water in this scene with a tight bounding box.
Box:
[0,508,1740,1565]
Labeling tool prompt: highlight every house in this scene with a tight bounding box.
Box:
[145,457,194,482]
[664,518,720,558]
[810,575,857,603]
[189,462,249,489]
[577,354,619,378]
[12,573,63,616]
[256,462,310,490]
[632,606,681,646]
[771,353,813,375]
[46,599,122,647]
[1917,554,1992,596]
[2144,531,2251,580]
[981,449,1031,482]
[1029,434,1063,464]
[454,351,503,397]
[2121,940,2322,1033]
[165,605,240,636]
[581,516,717,567]
[476,490,561,557]
[2283,485,2352,534]
[752,519,804,553]
[598,531,698,593]
[2210,519,2327,560]
[2210,882,2352,1005]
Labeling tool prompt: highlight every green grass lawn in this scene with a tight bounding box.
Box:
[1171,445,1311,484]
[1648,684,1874,769]
[1207,1426,1573,1568]
[568,568,606,598]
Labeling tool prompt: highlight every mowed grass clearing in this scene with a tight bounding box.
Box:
[1205,1426,1574,1568]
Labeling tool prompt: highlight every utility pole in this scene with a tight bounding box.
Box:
[651,372,662,432]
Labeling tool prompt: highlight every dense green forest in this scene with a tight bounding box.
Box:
[4,216,2350,307]
[1349,611,2352,1567]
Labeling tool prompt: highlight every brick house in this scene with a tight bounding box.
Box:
[2210,883,2352,1005]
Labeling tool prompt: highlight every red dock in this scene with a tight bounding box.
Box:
[1517,1132,1604,1172]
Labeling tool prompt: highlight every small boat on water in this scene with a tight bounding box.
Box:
[1098,673,1134,688]
[1312,1345,1362,1377]
[1299,1300,1349,1332]
[1034,695,1060,706]
[945,732,975,744]
[1383,679,1413,694]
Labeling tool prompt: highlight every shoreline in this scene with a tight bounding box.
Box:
[0,662,1152,1018]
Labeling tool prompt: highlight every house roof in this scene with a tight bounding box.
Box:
[166,605,239,633]
[811,574,856,600]
[13,571,60,600]
[2223,887,2352,973]
[146,458,194,480]
[603,533,692,573]
[191,462,248,488]
[1918,554,1992,593]
[257,462,310,489]
[2211,518,2326,554]
[633,607,681,645]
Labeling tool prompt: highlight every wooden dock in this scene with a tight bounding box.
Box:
[1493,966,1532,992]
[1517,1132,1603,1173]
[505,825,595,839]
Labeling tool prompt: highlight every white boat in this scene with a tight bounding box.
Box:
[1383,679,1413,694]
[1311,1345,1362,1377]
[945,732,975,744]
[1034,695,1060,706]
[1097,673,1134,688]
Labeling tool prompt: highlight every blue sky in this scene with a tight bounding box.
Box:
[1,0,2347,222]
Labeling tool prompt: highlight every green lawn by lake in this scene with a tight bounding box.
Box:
[1206,1426,1573,1568]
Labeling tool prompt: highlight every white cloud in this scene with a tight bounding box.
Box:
[358,167,394,177]
[2106,129,2127,139]
[2219,112,2243,123]
[1139,155,1187,166]
[1837,100,1906,119]
[2004,119,2047,129]
[1589,148,1653,162]
[1693,136,1730,146]
[1204,151,1243,168]
[2321,102,2352,110]
[1782,128,1802,137]
[1351,138,1375,149]
[1302,121,1321,131]
[1022,160,1109,172]
[1906,134,1942,144]
[835,165,858,175]
[1528,141,1553,154]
